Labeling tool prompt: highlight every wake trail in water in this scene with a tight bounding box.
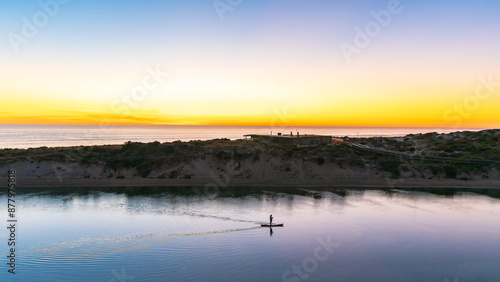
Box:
[182,209,263,224]
[30,226,262,259]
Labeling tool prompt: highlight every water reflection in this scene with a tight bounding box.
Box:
[2,186,500,281]
[16,185,500,200]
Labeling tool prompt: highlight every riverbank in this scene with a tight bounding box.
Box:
[13,177,500,189]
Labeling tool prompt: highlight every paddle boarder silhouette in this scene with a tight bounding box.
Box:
[270,214,273,225]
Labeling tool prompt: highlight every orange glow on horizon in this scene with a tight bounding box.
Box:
[2,72,499,129]
[0,111,495,129]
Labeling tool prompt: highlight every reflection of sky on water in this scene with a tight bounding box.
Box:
[2,187,500,281]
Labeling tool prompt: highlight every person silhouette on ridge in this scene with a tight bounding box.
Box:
[270,214,273,225]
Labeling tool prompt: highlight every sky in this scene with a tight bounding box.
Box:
[1,0,499,127]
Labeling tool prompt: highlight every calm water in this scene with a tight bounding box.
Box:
[1,187,500,281]
[0,125,488,149]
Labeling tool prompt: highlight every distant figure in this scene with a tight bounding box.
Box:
[270,214,273,225]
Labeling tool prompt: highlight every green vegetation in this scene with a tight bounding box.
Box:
[377,158,401,178]
[0,129,498,180]
[350,129,500,161]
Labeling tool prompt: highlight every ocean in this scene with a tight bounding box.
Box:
[0,124,489,149]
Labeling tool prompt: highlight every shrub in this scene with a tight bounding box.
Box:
[379,159,401,178]
[317,156,325,165]
[444,165,457,179]
[215,150,231,160]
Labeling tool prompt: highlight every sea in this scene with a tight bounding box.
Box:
[0,124,489,149]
